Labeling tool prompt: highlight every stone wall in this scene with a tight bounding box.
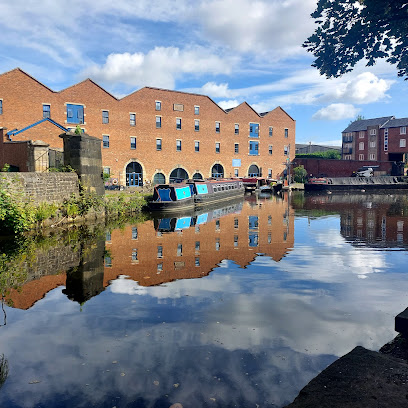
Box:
[0,172,79,204]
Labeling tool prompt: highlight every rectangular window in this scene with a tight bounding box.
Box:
[176,118,181,130]
[249,141,259,155]
[235,143,239,153]
[401,127,407,135]
[359,131,365,138]
[156,139,162,151]
[157,245,163,258]
[215,122,220,133]
[43,104,51,119]
[400,139,406,148]
[195,119,199,131]
[132,249,138,261]
[102,110,109,124]
[195,257,200,266]
[234,235,238,247]
[369,129,376,135]
[384,128,389,152]
[369,153,376,160]
[103,167,110,176]
[284,145,289,155]
[195,241,200,251]
[103,135,109,148]
[157,263,163,272]
[130,137,136,150]
[344,155,352,160]
[269,126,273,137]
[195,141,200,152]
[66,104,84,124]
[0,99,2,115]
[132,227,138,240]
[156,116,161,128]
[177,243,182,256]
[359,142,364,150]
[194,106,200,115]
[234,218,239,228]
[176,140,182,151]
[269,145,273,155]
[215,142,220,153]
[234,169,239,177]
[359,154,364,160]
[235,124,239,135]
[369,141,376,148]
[284,128,288,138]
[268,169,272,178]
[130,113,136,126]
[249,123,259,138]
[156,101,161,111]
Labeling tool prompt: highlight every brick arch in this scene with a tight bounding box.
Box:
[167,166,190,183]
[247,163,260,177]
[209,161,226,178]
[122,159,146,186]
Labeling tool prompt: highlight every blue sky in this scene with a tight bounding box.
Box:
[0,0,406,145]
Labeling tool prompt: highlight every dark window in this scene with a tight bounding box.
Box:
[235,143,239,153]
[102,110,109,124]
[156,101,161,111]
[235,124,239,134]
[130,137,136,150]
[215,142,220,153]
[130,113,136,126]
[157,245,163,258]
[215,122,220,133]
[103,135,109,148]
[0,100,2,114]
[176,118,181,130]
[195,120,199,131]
[43,104,50,118]
[269,126,273,137]
[269,145,273,155]
[195,141,200,152]
[132,227,138,240]
[176,140,182,151]
[285,128,288,138]
[156,139,162,151]
[195,241,200,251]
[195,257,200,266]
[156,116,161,128]
[132,249,138,261]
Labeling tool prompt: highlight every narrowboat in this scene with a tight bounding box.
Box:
[149,183,195,212]
[189,179,244,206]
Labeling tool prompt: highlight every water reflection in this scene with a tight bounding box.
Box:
[1,194,408,407]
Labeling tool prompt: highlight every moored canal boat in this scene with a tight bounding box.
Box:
[190,179,244,206]
[149,183,195,212]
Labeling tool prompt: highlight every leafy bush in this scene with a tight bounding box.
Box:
[293,166,308,183]
[296,150,341,159]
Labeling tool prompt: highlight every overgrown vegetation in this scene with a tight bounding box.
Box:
[296,150,341,159]
[293,166,308,183]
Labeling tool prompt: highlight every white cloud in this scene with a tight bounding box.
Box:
[200,82,234,98]
[217,99,240,110]
[82,47,238,89]
[198,0,316,57]
[312,103,360,121]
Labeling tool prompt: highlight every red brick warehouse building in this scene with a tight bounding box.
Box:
[0,68,296,186]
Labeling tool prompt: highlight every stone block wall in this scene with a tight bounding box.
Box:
[0,172,79,204]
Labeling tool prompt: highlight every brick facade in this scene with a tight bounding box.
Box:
[0,68,295,185]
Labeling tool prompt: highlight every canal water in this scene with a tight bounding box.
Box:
[1,192,408,407]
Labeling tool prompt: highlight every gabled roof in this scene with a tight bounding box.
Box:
[60,78,119,100]
[343,116,394,132]
[1,67,55,93]
[225,101,261,117]
[262,106,295,122]
[381,118,408,129]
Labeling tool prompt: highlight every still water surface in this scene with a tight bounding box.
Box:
[1,192,408,407]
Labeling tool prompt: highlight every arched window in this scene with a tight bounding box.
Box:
[248,165,260,177]
[153,173,166,184]
[192,172,203,180]
[169,168,189,183]
[126,162,143,186]
[211,164,224,178]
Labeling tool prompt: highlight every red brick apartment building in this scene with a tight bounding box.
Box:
[0,68,295,186]
[342,116,408,163]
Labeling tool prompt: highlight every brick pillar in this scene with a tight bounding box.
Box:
[60,131,104,195]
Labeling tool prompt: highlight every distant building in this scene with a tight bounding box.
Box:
[342,116,408,163]
[296,143,341,155]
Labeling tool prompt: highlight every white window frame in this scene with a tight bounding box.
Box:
[369,129,376,135]
[359,131,365,138]
[129,112,136,126]
[401,127,407,135]
[369,141,376,148]
[400,138,406,148]
[176,139,182,151]
[194,105,200,115]
[359,142,364,150]
[369,153,376,160]
[155,101,161,111]
[359,154,364,160]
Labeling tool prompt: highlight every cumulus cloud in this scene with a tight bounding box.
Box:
[82,47,238,89]
[312,103,360,121]
[217,99,241,110]
[200,82,234,98]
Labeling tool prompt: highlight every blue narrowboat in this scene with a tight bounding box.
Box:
[189,179,244,206]
[149,183,195,212]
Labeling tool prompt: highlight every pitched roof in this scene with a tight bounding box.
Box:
[342,116,394,132]
[381,118,408,128]
[1,67,55,93]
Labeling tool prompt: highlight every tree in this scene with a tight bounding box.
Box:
[304,0,408,79]
[348,115,365,125]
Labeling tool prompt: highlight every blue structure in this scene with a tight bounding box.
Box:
[6,118,68,138]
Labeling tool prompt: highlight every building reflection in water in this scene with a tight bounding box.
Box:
[103,194,294,288]
[297,193,408,249]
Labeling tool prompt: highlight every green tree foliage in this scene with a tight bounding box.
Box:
[293,166,308,183]
[304,0,408,79]
[349,115,366,125]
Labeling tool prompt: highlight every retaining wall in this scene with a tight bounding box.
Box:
[0,172,79,204]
